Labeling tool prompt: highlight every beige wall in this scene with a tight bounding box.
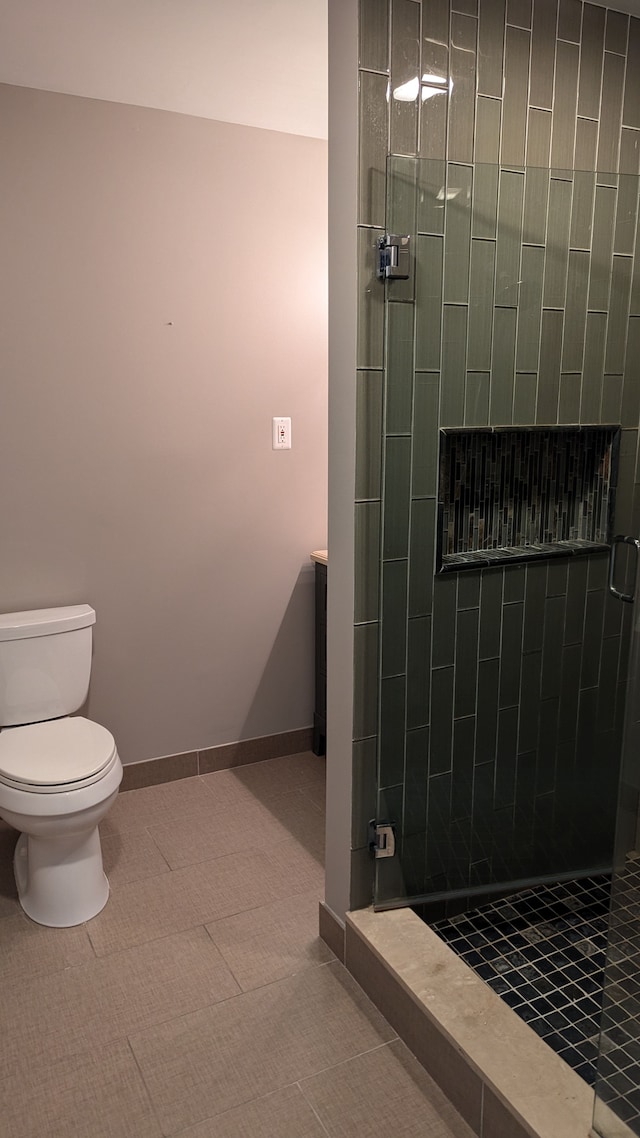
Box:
[0,83,328,763]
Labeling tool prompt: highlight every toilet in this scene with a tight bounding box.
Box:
[0,604,122,927]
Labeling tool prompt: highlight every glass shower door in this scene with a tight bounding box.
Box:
[373,155,638,913]
[593,539,640,1137]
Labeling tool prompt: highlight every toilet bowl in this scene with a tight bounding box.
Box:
[0,717,123,927]
[0,605,122,927]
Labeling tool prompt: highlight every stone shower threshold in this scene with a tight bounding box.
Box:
[345,906,595,1138]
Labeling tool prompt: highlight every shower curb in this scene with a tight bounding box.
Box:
[345,907,594,1138]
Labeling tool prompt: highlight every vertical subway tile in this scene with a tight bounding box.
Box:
[495,170,525,306]
[386,302,415,434]
[541,594,566,698]
[529,0,557,111]
[536,310,563,423]
[451,717,475,825]
[514,373,538,423]
[546,558,568,596]
[455,607,480,718]
[379,674,407,787]
[458,573,481,608]
[622,318,640,429]
[578,3,605,120]
[389,0,420,156]
[381,558,409,677]
[518,651,542,753]
[475,96,501,164]
[412,372,440,497]
[558,373,582,422]
[476,657,499,765]
[419,41,449,161]
[454,0,479,15]
[465,372,490,425]
[448,18,477,163]
[358,226,385,368]
[387,155,419,237]
[432,575,457,667]
[355,501,381,623]
[415,235,443,369]
[580,588,605,687]
[480,569,504,658]
[383,436,412,558]
[495,705,518,806]
[353,621,379,739]
[404,727,429,834]
[508,0,532,29]
[356,371,383,500]
[580,313,607,422]
[407,615,432,729]
[526,108,552,167]
[597,51,625,175]
[423,0,450,46]
[490,308,517,424]
[543,178,572,307]
[550,40,579,169]
[444,164,473,303]
[440,305,468,426]
[468,239,496,369]
[478,0,506,98]
[499,601,524,707]
[352,737,378,849]
[606,10,628,55]
[558,642,581,742]
[557,0,582,43]
[522,168,549,246]
[615,175,639,254]
[359,71,389,227]
[504,565,526,602]
[359,0,390,71]
[605,256,633,374]
[524,562,547,652]
[409,497,436,616]
[574,117,598,171]
[501,25,531,167]
[472,164,500,239]
[430,668,455,774]
[600,375,623,422]
[417,158,446,234]
[564,555,588,644]
[588,186,616,312]
[623,17,640,129]
[516,245,545,372]
[569,170,596,250]
[562,250,589,371]
[618,127,640,176]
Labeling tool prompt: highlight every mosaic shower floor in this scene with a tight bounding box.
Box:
[432,866,640,1133]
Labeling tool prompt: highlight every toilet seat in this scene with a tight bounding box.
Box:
[0,716,117,794]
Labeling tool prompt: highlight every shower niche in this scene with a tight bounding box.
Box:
[437,425,620,572]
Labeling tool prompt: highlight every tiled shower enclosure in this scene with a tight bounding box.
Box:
[352,0,640,912]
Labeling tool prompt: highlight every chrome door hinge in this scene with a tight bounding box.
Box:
[369,820,396,859]
[376,234,411,280]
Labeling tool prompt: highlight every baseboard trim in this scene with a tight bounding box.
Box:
[121,726,314,791]
[319,901,345,963]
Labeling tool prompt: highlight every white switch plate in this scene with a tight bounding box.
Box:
[272,417,292,449]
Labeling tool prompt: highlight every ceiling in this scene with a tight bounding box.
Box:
[0,0,328,139]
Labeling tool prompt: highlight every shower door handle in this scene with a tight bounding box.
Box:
[608,535,640,603]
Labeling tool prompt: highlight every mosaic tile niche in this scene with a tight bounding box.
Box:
[351,0,640,912]
[437,426,620,571]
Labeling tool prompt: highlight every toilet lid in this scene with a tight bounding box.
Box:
[0,717,116,787]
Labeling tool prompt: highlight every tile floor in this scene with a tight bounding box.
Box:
[0,751,473,1138]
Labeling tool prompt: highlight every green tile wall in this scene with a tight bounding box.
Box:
[352,0,640,911]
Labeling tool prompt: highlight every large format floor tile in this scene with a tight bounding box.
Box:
[0,1039,162,1138]
[129,960,396,1134]
[300,1038,476,1138]
[174,1085,327,1138]
[0,750,470,1138]
[206,888,334,991]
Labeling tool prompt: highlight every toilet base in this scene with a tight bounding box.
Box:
[14,827,110,928]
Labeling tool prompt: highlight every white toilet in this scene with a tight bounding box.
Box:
[0,604,122,927]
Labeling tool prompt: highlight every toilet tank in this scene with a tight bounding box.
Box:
[0,605,96,727]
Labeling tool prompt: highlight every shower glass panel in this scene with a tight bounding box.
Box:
[593,545,640,1137]
[374,157,639,913]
